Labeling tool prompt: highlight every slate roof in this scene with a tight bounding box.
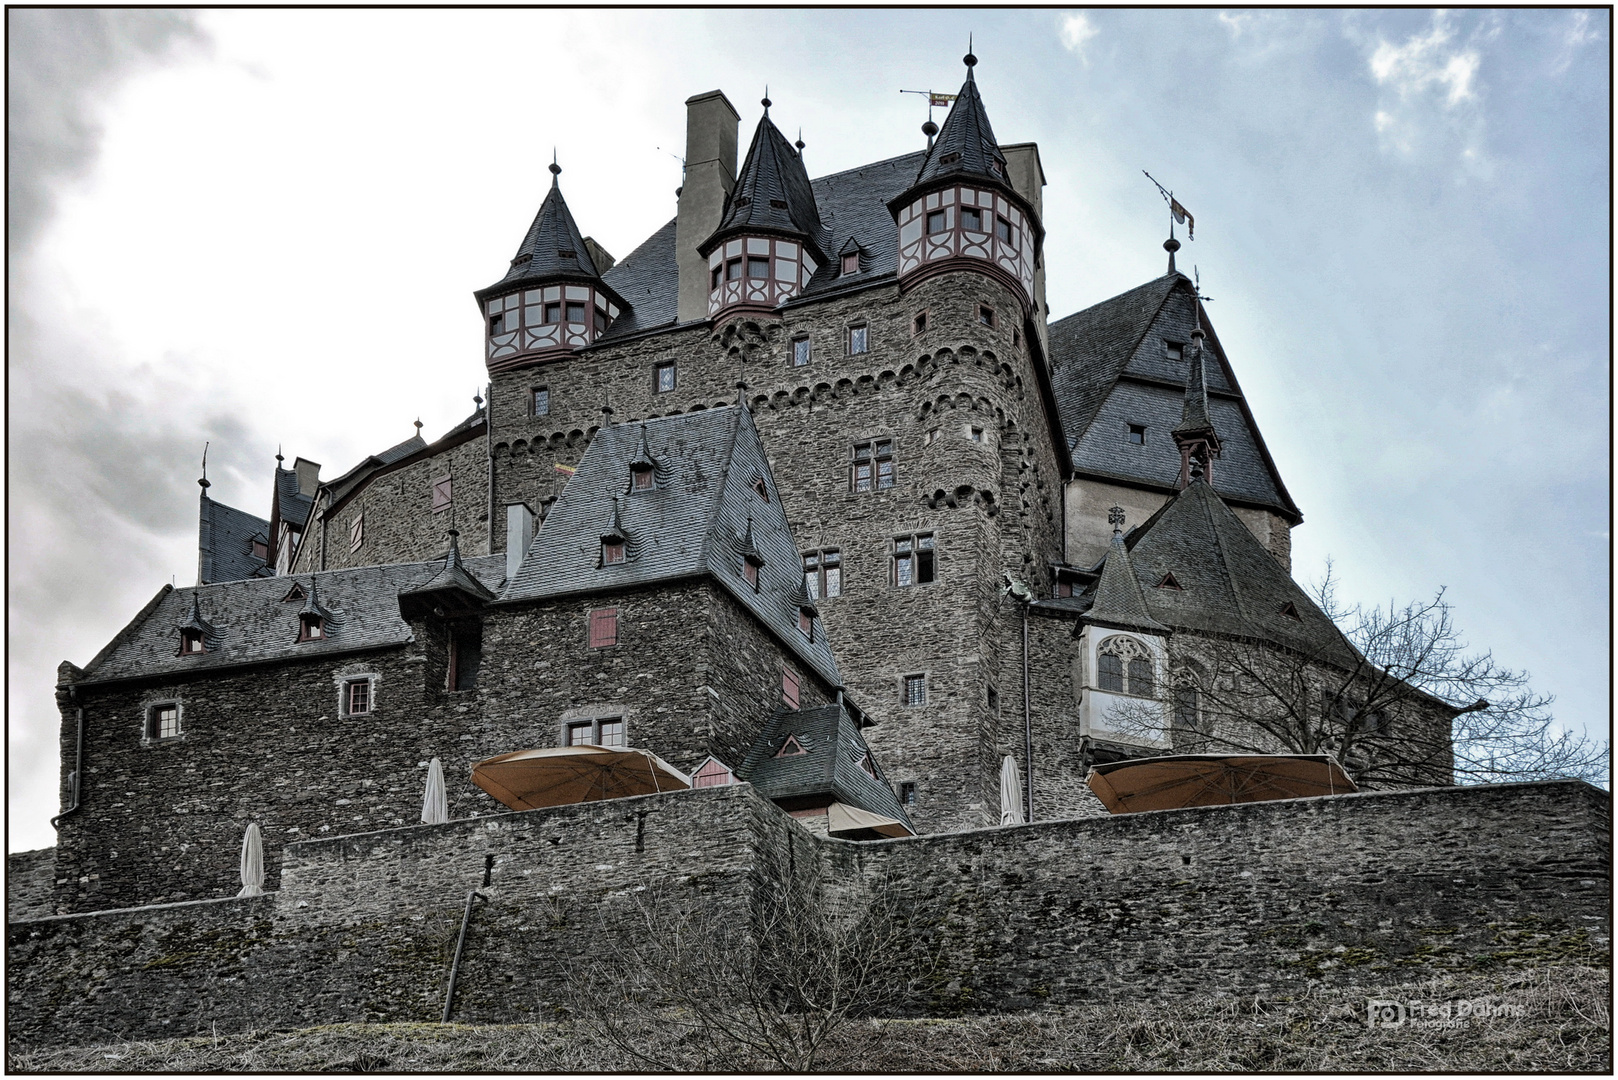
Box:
[707,113,825,255]
[476,168,607,300]
[274,468,315,530]
[323,433,429,507]
[1084,527,1168,634]
[75,556,507,686]
[498,406,842,688]
[592,150,930,344]
[1049,272,1301,521]
[909,64,1010,192]
[737,702,914,829]
[398,531,497,613]
[1173,333,1216,438]
[1075,480,1354,665]
[197,492,272,584]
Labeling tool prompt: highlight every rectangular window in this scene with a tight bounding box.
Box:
[851,439,894,492]
[567,721,594,746]
[802,548,841,599]
[448,624,482,691]
[960,207,983,232]
[995,215,1014,245]
[893,533,935,586]
[987,684,1000,713]
[432,474,453,514]
[147,703,180,740]
[589,607,618,648]
[489,312,505,335]
[598,718,626,749]
[544,301,562,324]
[299,614,324,642]
[913,311,928,334]
[1127,424,1146,445]
[747,256,770,279]
[782,669,801,710]
[565,300,586,324]
[798,608,813,638]
[710,265,723,291]
[251,540,268,561]
[632,467,654,491]
[595,306,608,334]
[532,387,550,416]
[349,513,364,553]
[970,427,984,442]
[655,362,677,393]
[925,209,947,235]
[978,305,996,328]
[841,252,859,276]
[792,337,811,367]
[180,629,204,655]
[848,324,869,355]
[1165,342,1184,362]
[903,674,927,707]
[346,679,371,716]
[899,781,917,806]
[1174,686,1201,731]
[1098,653,1124,692]
[743,560,759,591]
[726,258,743,281]
[602,541,625,565]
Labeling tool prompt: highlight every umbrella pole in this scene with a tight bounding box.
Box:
[442,888,485,1023]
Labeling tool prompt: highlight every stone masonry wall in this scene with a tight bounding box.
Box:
[292,431,490,576]
[9,781,1607,1045]
[488,267,1072,832]
[7,848,57,921]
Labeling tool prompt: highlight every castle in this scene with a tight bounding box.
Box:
[7,51,1607,1046]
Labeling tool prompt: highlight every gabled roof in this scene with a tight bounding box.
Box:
[197,492,272,584]
[706,113,824,255]
[75,556,507,686]
[737,702,913,829]
[398,530,497,616]
[1049,273,1300,522]
[323,432,429,506]
[476,166,610,300]
[909,62,1009,191]
[1084,527,1168,635]
[497,406,842,688]
[1076,480,1353,664]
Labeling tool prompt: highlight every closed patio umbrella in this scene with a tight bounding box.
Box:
[999,755,1025,826]
[471,746,691,811]
[421,756,448,825]
[237,821,264,897]
[1086,754,1357,815]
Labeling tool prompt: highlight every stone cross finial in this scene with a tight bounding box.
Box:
[1108,506,1125,535]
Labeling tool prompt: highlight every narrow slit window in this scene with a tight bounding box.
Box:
[899,781,917,806]
[848,324,869,355]
[913,311,928,334]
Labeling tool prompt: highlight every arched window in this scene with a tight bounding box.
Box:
[1097,635,1155,697]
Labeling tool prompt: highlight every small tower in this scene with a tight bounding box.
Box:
[1172,316,1222,488]
[887,48,1043,308]
[474,157,628,373]
[698,96,825,320]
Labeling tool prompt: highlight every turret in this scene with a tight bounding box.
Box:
[698,97,825,320]
[1172,315,1222,489]
[887,49,1043,310]
[474,158,627,373]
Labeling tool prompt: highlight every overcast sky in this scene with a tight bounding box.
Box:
[8,9,1608,852]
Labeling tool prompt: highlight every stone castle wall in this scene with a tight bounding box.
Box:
[6,848,56,921]
[11,781,1607,1046]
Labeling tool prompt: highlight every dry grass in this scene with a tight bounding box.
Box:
[10,965,1608,1073]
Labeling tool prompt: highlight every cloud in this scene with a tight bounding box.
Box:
[1355,12,1492,171]
[1217,11,1251,39]
[1060,13,1099,59]
[1368,17,1479,105]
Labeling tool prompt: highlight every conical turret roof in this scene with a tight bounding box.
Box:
[477,164,615,301]
[705,112,823,255]
[1084,519,1169,634]
[1173,332,1217,439]
[911,64,1008,190]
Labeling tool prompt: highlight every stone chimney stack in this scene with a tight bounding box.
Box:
[675,90,740,323]
[1000,142,1049,354]
[291,456,321,497]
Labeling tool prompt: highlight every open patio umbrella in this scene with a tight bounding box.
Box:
[1086,754,1357,815]
[999,755,1025,826]
[421,756,448,825]
[826,801,914,839]
[237,822,264,897]
[471,746,692,811]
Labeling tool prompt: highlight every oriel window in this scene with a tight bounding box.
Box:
[565,301,586,324]
[996,215,1014,245]
[747,256,770,279]
[960,207,983,232]
[925,209,947,235]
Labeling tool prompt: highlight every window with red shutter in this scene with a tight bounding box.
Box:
[589,608,618,648]
[782,668,801,710]
[432,474,453,513]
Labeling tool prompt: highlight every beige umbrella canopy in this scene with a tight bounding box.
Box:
[826,801,913,839]
[1086,754,1357,815]
[471,746,692,811]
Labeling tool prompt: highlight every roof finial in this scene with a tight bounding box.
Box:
[198,441,211,490]
[964,34,977,70]
[474,386,484,409]
[414,418,424,436]
[601,392,614,426]
[1108,505,1125,538]
[549,149,561,185]
[922,118,939,151]
[795,126,805,152]
[275,444,284,466]
[761,87,771,114]
[1164,234,1181,275]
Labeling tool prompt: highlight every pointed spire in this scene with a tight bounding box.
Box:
[549,148,560,186]
[198,441,211,491]
[761,87,771,116]
[909,49,1009,190]
[736,514,764,566]
[1164,234,1181,275]
[444,526,462,570]
[602,495,627,542]
[477,158,607,296]
[1172,315,1222,488]
[1084,508,1168,634]
[708,110,822,247]
[178,589,215,636]
[630,425,655,472]
[795,127,805,152]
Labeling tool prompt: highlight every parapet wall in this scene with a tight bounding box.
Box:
[8,781,1609,1046]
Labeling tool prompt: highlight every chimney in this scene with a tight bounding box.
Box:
[1000,143,1050,355]
[505,502,534,583]
[291,456,321,497]
[675,90,740,323]
[581,236,616,273]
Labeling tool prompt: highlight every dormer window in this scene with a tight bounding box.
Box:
[841,252,859,276]
[632,466,654,491]
[1127,424,1146,445]
[281,583,305,603]
[798,608,814,639]
[1156,572,1183,591]
[769,198,788,210]
[776,734,808,757]
[988,159,1003,176]
[752,475,769,501]
[602,541,626,565]
[251,540,268,561]
[1279,601,1301,620]
[857,753,877,779]
[557,248,576,260]
[299,614,325,642]
[179,629,205,655]
[939,151,962,165]
[1165,341,1184,362]
[743,560,760,591]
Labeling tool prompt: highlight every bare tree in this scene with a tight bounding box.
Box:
[1108,564,1607,788]
[566,871,934,1072]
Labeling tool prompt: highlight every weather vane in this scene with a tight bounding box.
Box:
[1143,171,1195,241]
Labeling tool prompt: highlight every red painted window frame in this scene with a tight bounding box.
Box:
[589,607,619,648]
[781,668,801,710]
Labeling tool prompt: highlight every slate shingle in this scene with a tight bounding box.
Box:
[197,493,271,584]
[737,702,913,830]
